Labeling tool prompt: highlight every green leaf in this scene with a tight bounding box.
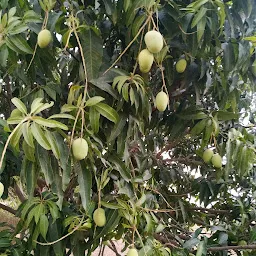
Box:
[52,132,71,191]
[0,238,11,248]
[48,220,65,255]
[85,96,105,107]
[31,123,51,150]
[23,10,42,23]
[94,103,119,123]
[33,102,54,115]
[132,14,146,37]
[8,24,28,35]
[222,42,236,73]
[61,104,77,113]
[108,114,127,142]
[22,140,35,162]
[39,215,49,240]
[191,119,207,136]
[122,83,129,102]
[90,78,118,99]
[196,240,206,256]
[30,98,43,114]
[45,130,60,160]
[22,159,37,198]
[187,0,209,10]
[34,203,45,224]
[33,116,68,130]
[178,111,208,120]
[129,87,135,106]
[184,238,200,250]
[89,107,100,133]
[144,212,153,233]
[197,16,206,42]
[108,155,131,182]
[214,111,239,121]
[37,145,54,185]
[76,161,92,211]
[47,201,60,221]
[20,198,40,220]
[48,113,75,120]
[191,7,207,28]
[81,29,103,81]
[7,116,24,125]
[11,97,27,114]
[124,0,131,12]
[9,123,23,149]
[214,0,225,32]
[5,35,33,54]
[101,201,123,210]
[22,122,34,148]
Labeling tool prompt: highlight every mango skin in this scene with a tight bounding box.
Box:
[238,240,247,246]
[144,30,163,53]
[127,248,138,256]
[37,29,52,48]
[93,208,106,227]
[72,138,88,160]
[211,153,222,168]
[156,91,169,112]
[202,149,214,163]
[176,59,187,73]
[138,49,154,73]
[0,182,4,198]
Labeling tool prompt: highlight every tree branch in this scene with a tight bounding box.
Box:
[191,207,230,214]
[0,202,16,215]
[14,183,26,202]
[108,241,121,256]
[155,141,179,159]
[208,244,256,252]
[162,157,202,166]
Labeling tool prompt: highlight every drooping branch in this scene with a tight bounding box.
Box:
[0,202,16,215]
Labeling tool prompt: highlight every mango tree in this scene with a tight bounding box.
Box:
[0,0,255,255]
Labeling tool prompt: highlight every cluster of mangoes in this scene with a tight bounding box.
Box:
[138,30,187,112]
[202,148,222,168]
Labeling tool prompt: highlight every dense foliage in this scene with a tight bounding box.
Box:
[0,0,255,255]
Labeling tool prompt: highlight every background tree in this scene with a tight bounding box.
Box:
[0,0,255,255]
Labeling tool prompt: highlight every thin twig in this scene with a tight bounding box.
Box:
[36,216,84,246]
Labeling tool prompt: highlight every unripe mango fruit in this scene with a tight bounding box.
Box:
[72,138,88,160]
[138,49,154,73]
[127,248,138,256]
[37,29,52,48]
[0,182,4,198]
[176,59,187,73]
[202,149,214,163]
[211,153,222,168]
[93,208,106,227]
[156,91,169,112]
[238,240,247,246]
[144,30,163,54]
